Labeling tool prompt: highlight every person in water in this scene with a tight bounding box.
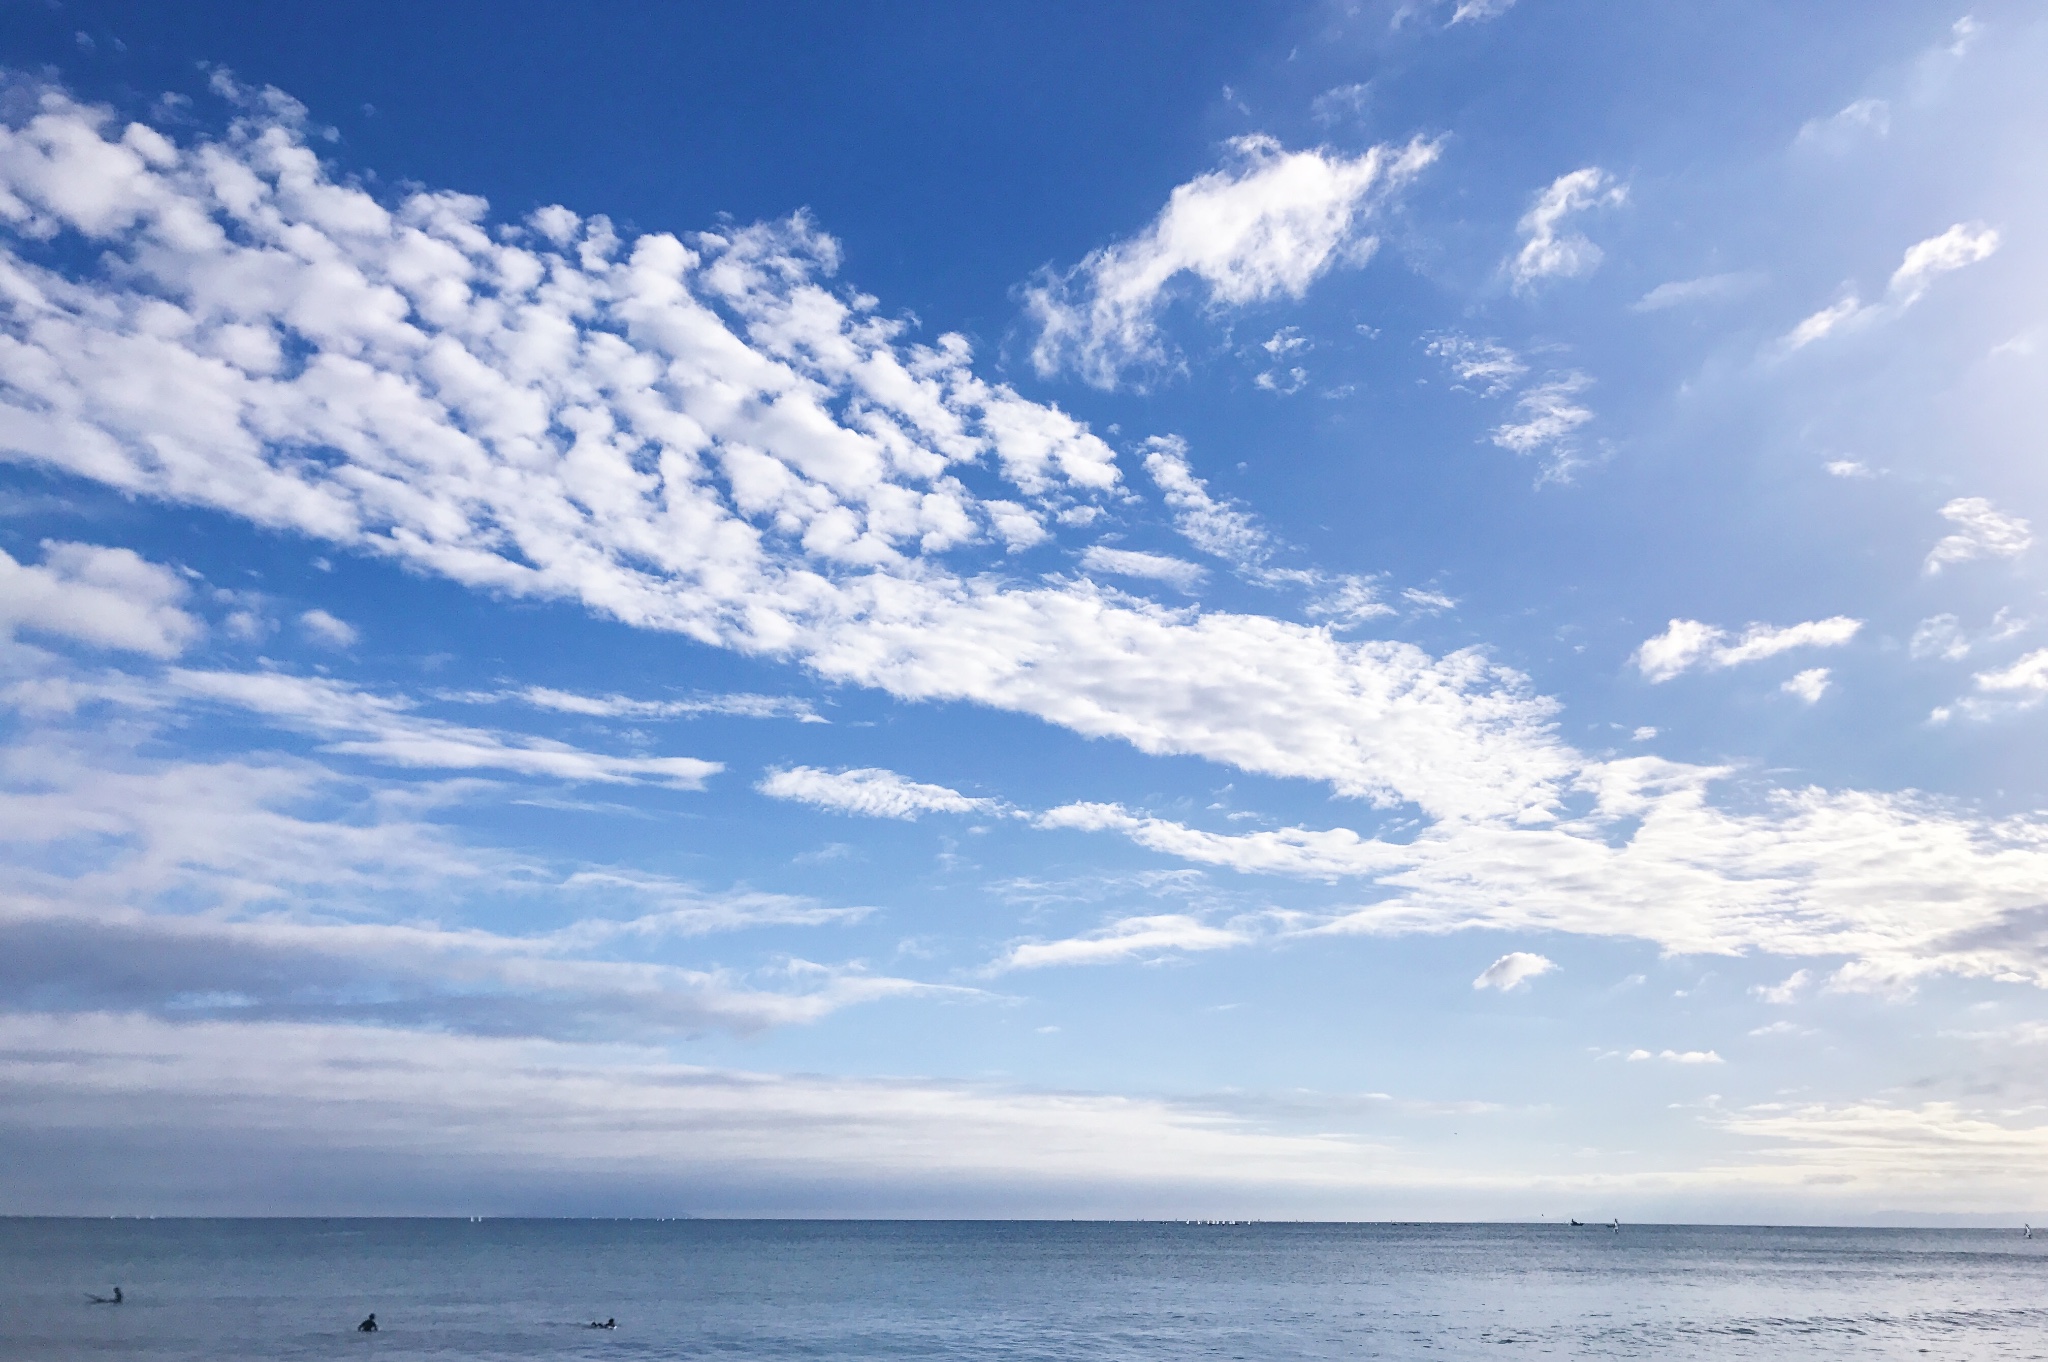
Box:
[357,1313,378,1332]
[588,1317,616,1329]
[86,1287,122,1304]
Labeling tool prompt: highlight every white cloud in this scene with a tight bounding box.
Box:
[1631,272,1763,312]
[1254,365,1308,395]
[1910,614,1968,662]
[1824,459,1873,478]
[1489,372,1595,479]
[1780,295,1865,351]
[16,82,2048,1006]
[993,913,1253,971]
[0,541,200,656]
[1887,222,2000,307]
[1038,801,1412,880]
[1509,168,1625,293]
[1472,951,1554,991]
[1795,97,1891,153]
[1751,969,1812,1004]
[1309,83,1372,126]
[757,765,997,820]
[1425,333,1527,396]
[0,1010,1416,1208]
[1142,437,1270,569]
[1630,726,1657,741]
[0,91,1563,826]
[1780,668,1831,704]
[471,685,824,723]
[1079,545,1207,593]
[161,668,722,788]
[1025,134,1438,386]
[1925,497,2031,574]
[1634,617,1862,682]
[1448,0,1516,22]
[1625,1049,1723,1064]
[1966,648,2048,710]
[1779,223,2000,351]
[298,608,357,647]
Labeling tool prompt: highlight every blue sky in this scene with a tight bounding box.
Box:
[3,0,2048,1220]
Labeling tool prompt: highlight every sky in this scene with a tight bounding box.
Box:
[2,0,2048,1222]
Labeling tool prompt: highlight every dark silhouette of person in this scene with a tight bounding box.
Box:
[357,1313,378,1332]
[87,1287,123,1304]
[589,1317,616,1328]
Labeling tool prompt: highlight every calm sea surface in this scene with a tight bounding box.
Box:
[2,1219,2043,1360]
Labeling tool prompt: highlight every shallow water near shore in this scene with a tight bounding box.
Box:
[4,1218,2044,1360]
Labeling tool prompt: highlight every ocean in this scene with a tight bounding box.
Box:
[3,1219,2043,1360]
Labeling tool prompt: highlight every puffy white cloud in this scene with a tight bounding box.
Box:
[0,89,1562,826]
[1925,497,2031,574]
[757,765,998,820]
[0,541,200,656]
[1471,951,1554,991]
[993,913,1253,971]
[297,607,357,647]
[1025,135,1438,387]
[1780,668,1831,703]
[1508,168,1625,293]
[1634,616,1862,682]
[1824,459,1873,478]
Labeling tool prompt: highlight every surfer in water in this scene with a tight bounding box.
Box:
[86,1287,122,1305]
[357,1313,379,1332]
[589,1317,617,1329]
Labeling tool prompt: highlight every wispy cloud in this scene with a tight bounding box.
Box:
[1634,616,1862,683]
[1779,223,2000,351]
[992,914,1254,971]
[1631,272,1763,312]
[758,766,1001,820]
[166,669,723,788]
[1794,97,1890,153]
[1079,545,1208,593]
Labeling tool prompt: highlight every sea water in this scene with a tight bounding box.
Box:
[3,1219,2043,1360]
